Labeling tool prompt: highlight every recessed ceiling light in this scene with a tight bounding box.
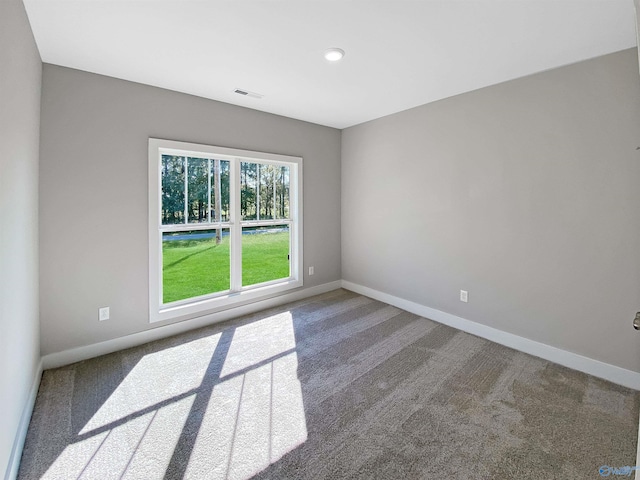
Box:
[324,48,345,62]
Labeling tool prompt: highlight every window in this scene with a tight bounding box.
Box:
[149,139,302,323]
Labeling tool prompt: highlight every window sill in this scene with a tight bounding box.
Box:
[150,278,303,324]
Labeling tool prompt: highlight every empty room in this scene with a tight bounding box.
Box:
[2,0,640,479]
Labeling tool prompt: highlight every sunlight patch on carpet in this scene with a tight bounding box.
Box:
[42,395,195,479]
[186,313,307,480]
[79,334,220,435]
[220,311,297,377]
[41,311,306,480]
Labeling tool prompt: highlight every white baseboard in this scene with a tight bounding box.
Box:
[341,280,640,391]
[42,278,640,390]
[4,359,43,480]
[42,280,342,370]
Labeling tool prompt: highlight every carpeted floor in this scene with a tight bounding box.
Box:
[19,289,640,479]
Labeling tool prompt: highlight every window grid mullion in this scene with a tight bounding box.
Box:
[160,222,232,233]
[207,158,211,224]
[257,163,260,222]
[239,219,292,228]
[183,156,188,224]
[230,158,242,292]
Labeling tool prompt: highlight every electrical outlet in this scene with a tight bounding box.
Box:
[99,307,110,321]
[460,290,468,303]
[309,266,314,276]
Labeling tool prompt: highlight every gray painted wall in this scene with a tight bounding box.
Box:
[0,0,41,476]
[39,65,341,356]
[342,48,640,373]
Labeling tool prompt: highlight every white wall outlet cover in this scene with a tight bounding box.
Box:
[99,307,110,321]
[460,290,468,303]
[309,266,314,275]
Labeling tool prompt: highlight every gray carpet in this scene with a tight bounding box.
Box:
[18,289,640,479]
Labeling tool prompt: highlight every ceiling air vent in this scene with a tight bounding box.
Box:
[234,88,264,99]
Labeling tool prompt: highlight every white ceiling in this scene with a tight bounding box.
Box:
[23,0,638,129]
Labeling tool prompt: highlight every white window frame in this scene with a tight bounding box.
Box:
[149,138,303,323]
